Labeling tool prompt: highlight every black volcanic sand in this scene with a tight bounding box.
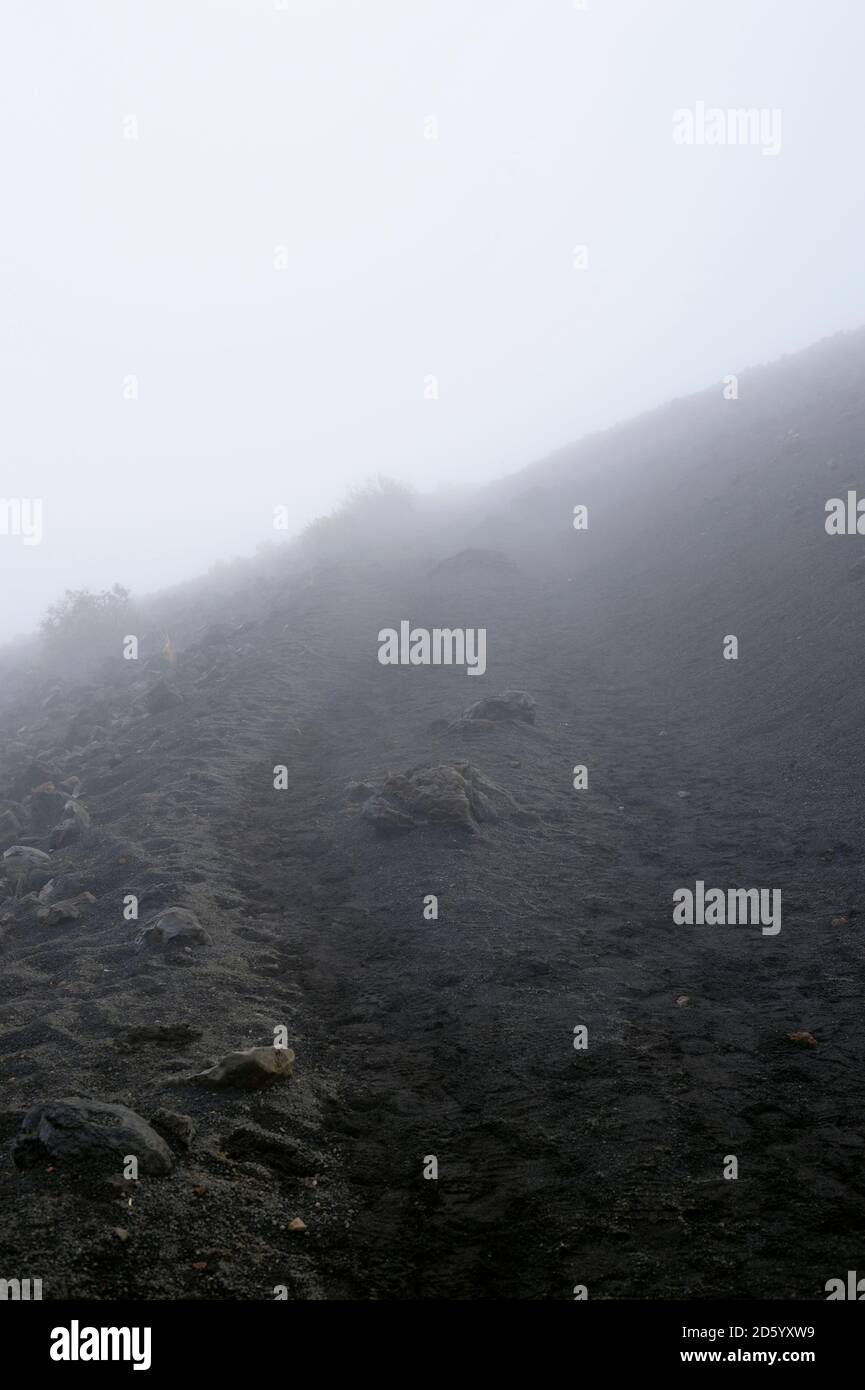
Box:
[0,577,861,1301]
[2,333,865,1300]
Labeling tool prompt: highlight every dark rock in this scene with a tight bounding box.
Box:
[13,1097,174,1176]
[49,822,78,849]
[3,893,41,926]
[3,845,51,874]
[135,906,211,951]
[35,900,81,927]
[366,762,519,834]
[29,788,68,831]
[149,1109,196,1152]
[461,690,537,725]
[191,1045,295,1090]
[48,799,92,849]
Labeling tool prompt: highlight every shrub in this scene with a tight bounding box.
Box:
[298,476,416,560]
[40,584,131,674]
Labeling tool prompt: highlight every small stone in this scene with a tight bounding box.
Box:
[676,995,690,1006]
[461,690,537,725]
[135,907,211,951]
[64,800,91,830]
[788,1030,817,1047]
[288,1218,306,1232]
[49,801,91,848]
[3,845,51,867]
[150,1109,197,1151]
[191,1044,295,1091]
[37,901,81,928]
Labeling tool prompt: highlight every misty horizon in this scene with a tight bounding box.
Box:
[3,0,865,641]
[6,325,861,647]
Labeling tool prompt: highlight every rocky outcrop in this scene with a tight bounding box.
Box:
[362,762,521,834]
[13,1097,175,1176]
[460,690,537,725]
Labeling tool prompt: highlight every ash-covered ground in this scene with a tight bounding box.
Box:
[1,330,864,1299]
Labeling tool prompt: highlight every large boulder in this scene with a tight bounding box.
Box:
[13,1097,174,1176]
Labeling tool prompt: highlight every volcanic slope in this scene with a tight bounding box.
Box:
[1,327,864,1298]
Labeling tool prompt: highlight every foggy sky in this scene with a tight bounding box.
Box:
[2,0,863,642]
